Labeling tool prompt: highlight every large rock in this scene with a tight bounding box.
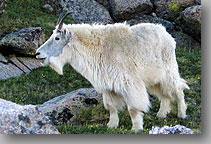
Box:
[0,98,60,134]
[127,15,175,33]
[0,62,23,80]
[109,0,153,22]
[171,31,200,49]
[154,0,198,21]
[37,88,102,125]
[0,27,45,55]
[0,55,43,80]
[175,5,201,42]
[59,0,113,24]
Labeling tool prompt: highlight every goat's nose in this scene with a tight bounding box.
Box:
[35,52,40,56]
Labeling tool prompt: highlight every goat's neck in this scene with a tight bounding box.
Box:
[66,43,99,85]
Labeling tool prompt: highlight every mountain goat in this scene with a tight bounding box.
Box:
[36,12,189,132]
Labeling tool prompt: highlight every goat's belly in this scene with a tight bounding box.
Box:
[143,66,165,86]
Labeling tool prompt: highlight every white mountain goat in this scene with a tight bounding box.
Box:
[36,12,189,132]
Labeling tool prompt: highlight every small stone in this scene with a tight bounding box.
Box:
[43,4,54,12]
[149,125,194,134]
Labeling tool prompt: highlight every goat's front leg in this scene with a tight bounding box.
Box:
[128,108,144,132]
[103,92,119,129]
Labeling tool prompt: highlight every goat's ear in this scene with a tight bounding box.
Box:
[64,29,67,34]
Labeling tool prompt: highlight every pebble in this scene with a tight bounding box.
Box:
[149,125,194,134]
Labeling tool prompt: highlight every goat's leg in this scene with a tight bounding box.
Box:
[177,91,187,119]
[157,97,171,118]
[128,108,144,132]
[102,92,119,129]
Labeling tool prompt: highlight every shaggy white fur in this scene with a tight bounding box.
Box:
[36,22,189,132]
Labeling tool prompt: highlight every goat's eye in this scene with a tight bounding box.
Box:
[55,37,60,40]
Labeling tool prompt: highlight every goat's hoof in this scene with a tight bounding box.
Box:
[179,114,190,120]
[107,121,118,129]
[156,113,167,119]
[131,127,143,133]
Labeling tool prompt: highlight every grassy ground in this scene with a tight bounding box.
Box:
[0,0,201,134]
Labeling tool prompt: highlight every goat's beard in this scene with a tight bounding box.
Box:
[41,57,50,66]
[48,56,65,75]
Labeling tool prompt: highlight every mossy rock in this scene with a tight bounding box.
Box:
[0,27,45,55]
[175,5,201,42]
[154,0,199,21]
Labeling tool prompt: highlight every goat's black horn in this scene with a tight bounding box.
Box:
[57,12,71,31]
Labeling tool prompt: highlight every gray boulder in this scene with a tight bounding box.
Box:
[154,0,198,21]
[0,98,60,134]
[0,62,23,80]
[171,31,200,49]
[109,0,153,22]
[0,27,45,55]
[149,125,194,134]
[175,5,201,42]
[59,0,113,24]
[0,55,43,80]
[37,88,102,125]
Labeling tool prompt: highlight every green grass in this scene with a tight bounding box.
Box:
[0,0,73,39]
[0,0,201,134]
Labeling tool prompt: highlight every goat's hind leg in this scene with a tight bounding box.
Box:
[148,84,171,119]
[157,96,171,118]
[176,90,187,119]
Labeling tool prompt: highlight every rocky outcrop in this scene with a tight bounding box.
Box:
[0,98,60,134]
[0,27,45,80]
[154,0,199,21]
[0,54,43,80]
[37,88,102,125]
[149,125,194,134]
[175,5,201,42]
[0,27,45,55]
[109,0,153,22]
